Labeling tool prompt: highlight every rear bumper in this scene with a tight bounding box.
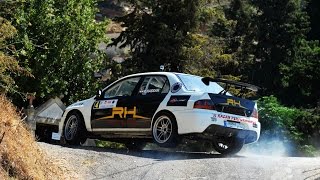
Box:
[172,109,260,143]
[202,124,258,144]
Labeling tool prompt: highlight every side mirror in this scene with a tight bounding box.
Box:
[95,90,102,99]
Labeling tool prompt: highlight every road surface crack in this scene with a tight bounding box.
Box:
[303,167,320,180]
[92,161,160,180]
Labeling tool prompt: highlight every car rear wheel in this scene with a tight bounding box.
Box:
[212,136,244,155]
[63,112,87,145]
[125,141,147,150]
[152,112,178,148]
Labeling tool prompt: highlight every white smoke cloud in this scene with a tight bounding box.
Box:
[240,138,295,157]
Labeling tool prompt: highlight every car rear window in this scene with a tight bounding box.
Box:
[176,74,229,94]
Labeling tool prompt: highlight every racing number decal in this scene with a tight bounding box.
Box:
[93,101,100,109]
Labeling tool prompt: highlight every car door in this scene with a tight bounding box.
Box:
[126,75,170,128]
[91,76,141,129]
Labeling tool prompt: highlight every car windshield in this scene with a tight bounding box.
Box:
[176,74,231,95]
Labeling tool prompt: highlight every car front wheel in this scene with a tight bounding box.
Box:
[152,113,178,148]
[63,112,87,145]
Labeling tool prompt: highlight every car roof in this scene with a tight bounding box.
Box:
[103,72,202,92]
[123,72,192,78]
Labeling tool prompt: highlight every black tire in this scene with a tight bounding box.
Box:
[125,141,147,150]
[35,125,51,142]
[212,136,244,155]
[63,112,87,145]
[152,112,179,148]
[35,124,58,144]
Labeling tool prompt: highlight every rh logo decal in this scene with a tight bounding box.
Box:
[96,106,148,120]
[220,98,245,108]
[227,99,241,106]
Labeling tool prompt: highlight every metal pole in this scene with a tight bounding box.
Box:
[26,93,36,136]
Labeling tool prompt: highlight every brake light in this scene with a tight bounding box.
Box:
[194,99,215,110]
[251,108,258,119]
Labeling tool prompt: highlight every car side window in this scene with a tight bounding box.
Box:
[138,76,169,95]
[161,80,170,94]
[104,77,141,98]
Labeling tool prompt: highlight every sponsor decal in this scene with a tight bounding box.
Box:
[167,95,190,106]
[96,106,148,120]
[72,102,84,107]
[171,82,182,93]
[139,89,160,94]
[93,99,118,109]
[253,123,258,128]
[212,113,255,124]
[211,116,217,122]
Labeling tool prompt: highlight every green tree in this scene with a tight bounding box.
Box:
[280,39,320,106]
[0,17,30,93]
[277,0,320,106]
[251,0,310,95]
[211,0,257,77]
[183,1,241,79]
[2,0,108,105]
[212,0,315,106]
[183,33,236,78]
[110,0,200,72]
[307,0,320,41]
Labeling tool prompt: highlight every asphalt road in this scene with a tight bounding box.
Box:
[39,142,320,180]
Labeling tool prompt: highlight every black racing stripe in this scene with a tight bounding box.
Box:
[167,95,191,106]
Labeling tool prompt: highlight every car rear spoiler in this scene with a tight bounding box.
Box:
[201,77,260,92]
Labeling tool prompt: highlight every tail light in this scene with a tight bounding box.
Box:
[251,108,258,119]
[194,99,215,110]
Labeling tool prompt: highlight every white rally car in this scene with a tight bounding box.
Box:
[59,72,260,155]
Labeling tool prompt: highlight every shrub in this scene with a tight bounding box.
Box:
[257,96,320,156]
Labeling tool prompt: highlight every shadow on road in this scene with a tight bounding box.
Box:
[60,144,243,161]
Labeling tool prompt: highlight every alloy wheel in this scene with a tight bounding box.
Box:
[64,115,78,141]
[153,116,173,143]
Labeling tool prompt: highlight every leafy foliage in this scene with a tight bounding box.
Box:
[258,96,320,156]
[307,0,320,41]
[95,140,125,149]
[183,33,234,77]
[280,40,320,106]
[211,0,256,72]
[110,0,201,72]
[0,17,31,93]
[211,0,320,107]
[2,0,109,104]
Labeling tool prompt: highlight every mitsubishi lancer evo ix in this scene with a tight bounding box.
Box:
[59,72,260,155]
